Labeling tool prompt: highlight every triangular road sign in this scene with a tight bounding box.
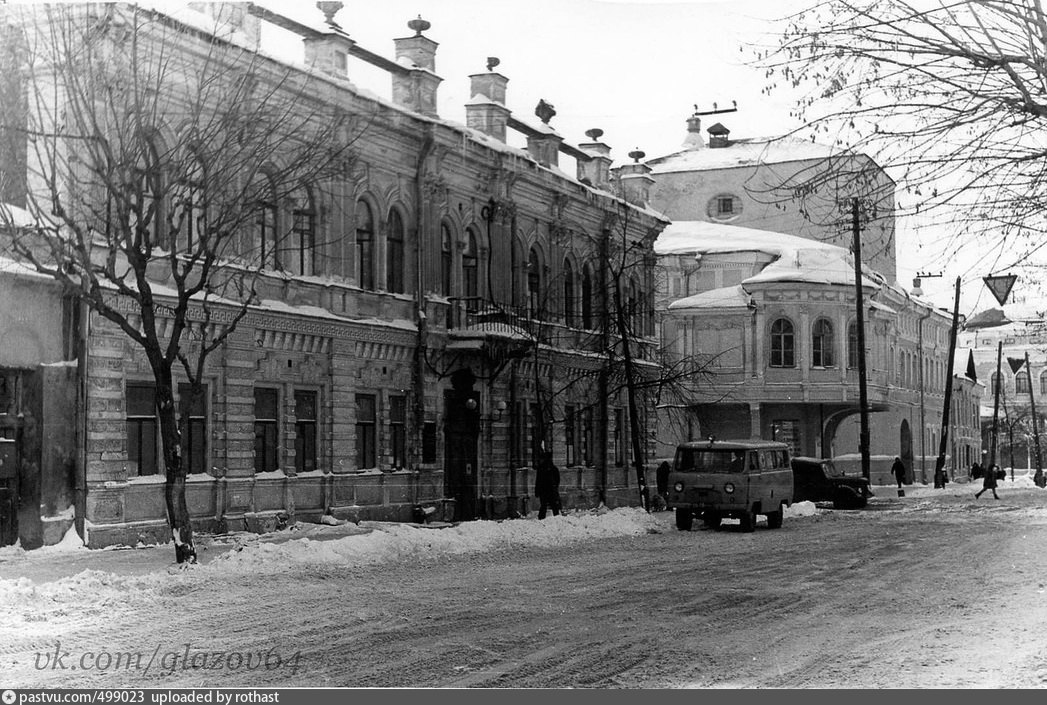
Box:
[1008,357,1026,374]
[984,274,1017,306]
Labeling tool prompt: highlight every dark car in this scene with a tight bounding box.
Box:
[791,457,873,509]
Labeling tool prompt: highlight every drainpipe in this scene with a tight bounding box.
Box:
[412,127,435,501]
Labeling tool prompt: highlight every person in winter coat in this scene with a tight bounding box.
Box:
[891,457,907,488]
[975,464,1000,499]
[535,451,562,519]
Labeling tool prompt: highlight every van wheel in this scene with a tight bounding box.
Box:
[703,513,721,530]
[675,508,693,531]
[739,508,756,532]
[766,507,783,529]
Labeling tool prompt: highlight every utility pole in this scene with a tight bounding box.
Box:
[933,277,961,487]
[989,341,1003,470]
[983,273,1017,475]
[1025,351,1044,486]
[852,198,871,482]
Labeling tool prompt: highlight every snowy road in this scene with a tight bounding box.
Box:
[4,481,1047,688]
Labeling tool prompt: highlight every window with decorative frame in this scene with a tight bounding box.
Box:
[254,387,279,474]
[356,200,375,290]
[769,318,795,368]
[387,208,406,293]
[811,318,834,368]
[355,394,377,469]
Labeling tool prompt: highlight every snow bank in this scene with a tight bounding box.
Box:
[208,506,662,574]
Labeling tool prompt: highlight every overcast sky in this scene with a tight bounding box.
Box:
[245,0,1007,316]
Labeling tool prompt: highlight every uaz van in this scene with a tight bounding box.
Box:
[667,439,793,532]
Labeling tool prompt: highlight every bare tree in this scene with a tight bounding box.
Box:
[0,4,361,563]
[760,0,1047,271]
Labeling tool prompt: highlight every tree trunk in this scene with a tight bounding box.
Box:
[612,283,649,512]
[154,362,197,564]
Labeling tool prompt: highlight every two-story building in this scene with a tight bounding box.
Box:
[0,2,666,548]
[646,114,975,484]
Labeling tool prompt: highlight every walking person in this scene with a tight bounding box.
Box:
[975,463,1000,499]
[891,456,907,488]
[535,451,562,519]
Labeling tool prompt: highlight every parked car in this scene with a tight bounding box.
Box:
[666,439,793,532]
[791,457,873,509]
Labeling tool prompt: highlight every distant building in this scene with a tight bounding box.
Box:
[647,114,897,283]
[961,305,1047,471]
[644,114,976,483]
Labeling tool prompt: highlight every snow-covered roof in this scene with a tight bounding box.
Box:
[647,137,843,174]
[655,220,884,289]
[668,284,750,312]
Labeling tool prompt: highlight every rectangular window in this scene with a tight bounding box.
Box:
[564,404,576,467]
[582,407,594,467]
[294,390,317,473]
[614,407,625,467]
[177,383,208,475]
[389,394,406,470]
[529,402,541,468]
[291,209,315,276]
[255,201,277,270]
[422,421,437,463]
[253,387,279,474]
[771,420,801,456]
[356,394,377,469]
[717,197,734,215]
[126,383,158,477]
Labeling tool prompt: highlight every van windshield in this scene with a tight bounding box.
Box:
[675,448,749,474]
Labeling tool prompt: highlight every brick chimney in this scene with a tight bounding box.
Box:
[527,99,562,167]
[391,16,442,117]
[465,58,510,142]
[683,115,705,149]
[616,149,655,207]
[297,2,353,79]
[707,122,730,148]
[578,128,612,188]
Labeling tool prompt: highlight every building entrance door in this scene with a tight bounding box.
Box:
[444,369,480,522]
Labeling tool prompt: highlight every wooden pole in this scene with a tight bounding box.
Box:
[1026,352,1043,482]
[852,198,871,481]
[989,341,1003,469]
[934,277,961,482]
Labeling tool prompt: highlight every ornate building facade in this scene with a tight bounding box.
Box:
[0,2,665,547]
[648,117,979,484]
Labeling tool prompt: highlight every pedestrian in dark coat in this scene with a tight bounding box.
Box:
[975,464,1000,499]
[891,457,907,488]
[535,451,562,519]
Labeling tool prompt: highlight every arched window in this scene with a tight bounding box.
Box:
[563,259,575,326]
[288,186,315,276]
[847,321,859,369]
[1017,370,1031,394]
[174,151,205,254]
[253,175,277,270]
[387,208,405,293]
[770,318,795,368]
[527,247,542,318]
[463,228,479,310]
[581,265,593,329]
[812,318,834,368]
[628,278,640,333]
[356,200,375,290]
[131,132,163,249]
[440,223,453,297]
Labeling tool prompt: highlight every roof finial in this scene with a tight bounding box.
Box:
[407,15,431,35]
[316,1,344,29]
[486,56,500,71]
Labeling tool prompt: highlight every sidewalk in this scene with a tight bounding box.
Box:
[0,518,379,585]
